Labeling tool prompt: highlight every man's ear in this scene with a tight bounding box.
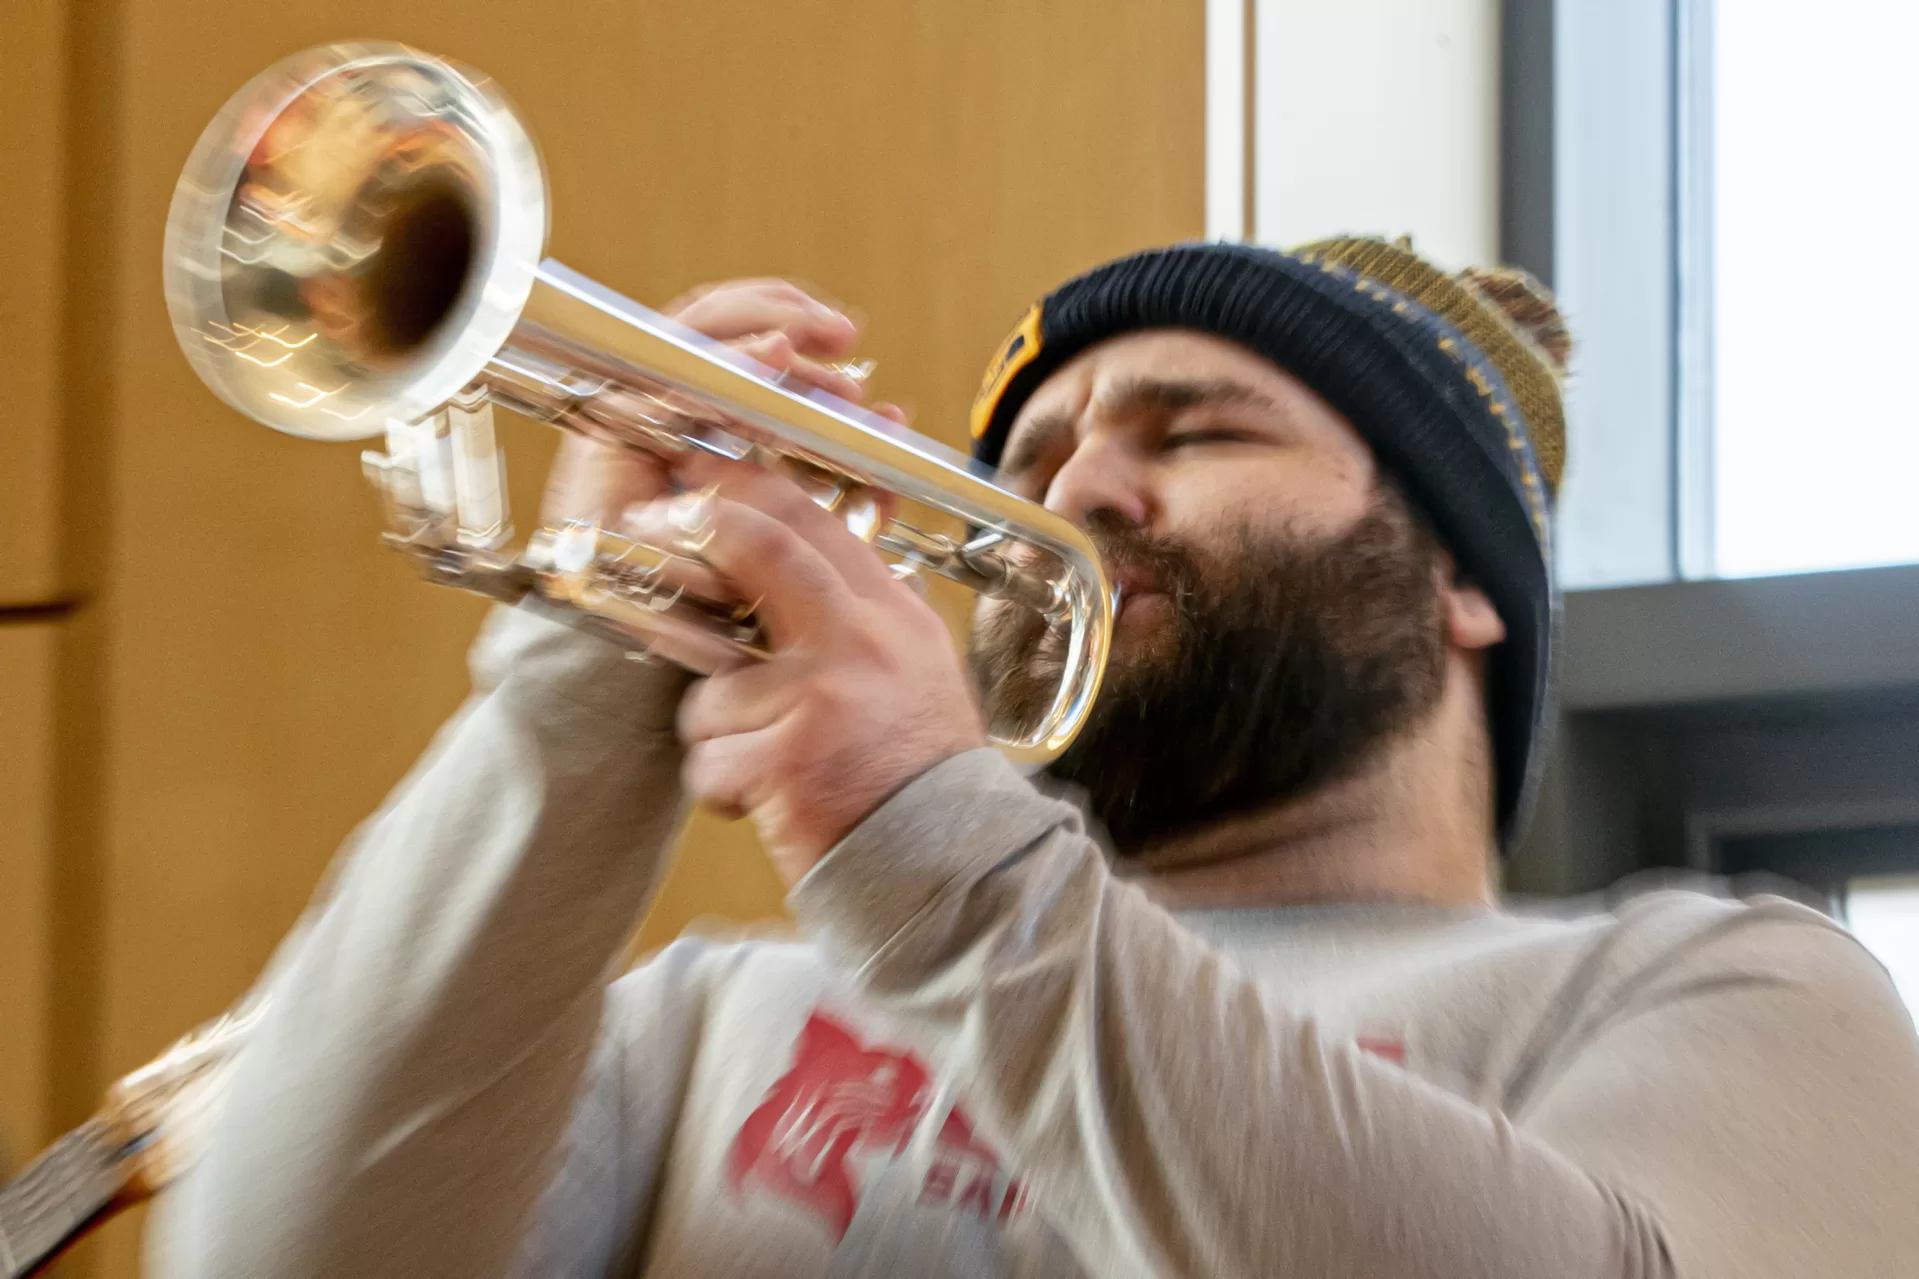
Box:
[1437,553,1506,651]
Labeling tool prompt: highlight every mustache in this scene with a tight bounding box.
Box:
[1082,511,1202,606]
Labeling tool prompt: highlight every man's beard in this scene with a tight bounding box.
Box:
[969,494,1449,851]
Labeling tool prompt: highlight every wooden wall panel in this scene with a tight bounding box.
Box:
[0,625,58,1176]
[29,4,1200,1272]
[0,0,67,605]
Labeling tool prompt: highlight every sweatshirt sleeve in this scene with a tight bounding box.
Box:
[787,748,1919,1279]
[146,605,697,1279]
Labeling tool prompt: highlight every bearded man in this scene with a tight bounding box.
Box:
[149,241,1919,1279]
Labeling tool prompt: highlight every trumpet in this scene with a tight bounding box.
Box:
[163,41,1112,765]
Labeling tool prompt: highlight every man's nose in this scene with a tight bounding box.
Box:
[1044,433,1154,529]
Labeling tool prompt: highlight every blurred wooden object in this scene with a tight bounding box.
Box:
[0,3,1200,1273]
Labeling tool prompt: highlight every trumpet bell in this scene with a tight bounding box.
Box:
[163,43,546,442]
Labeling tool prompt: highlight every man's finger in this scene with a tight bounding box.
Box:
[681,724,787,821]
[630,488,851,646]
[677,663,800,744]
[669,452,900,602]
[727,333,869,404]
[541,434,670,528]
[675,291,858,358]
[662,277,814,317]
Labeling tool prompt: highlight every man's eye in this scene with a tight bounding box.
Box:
[1164,429,1252,451]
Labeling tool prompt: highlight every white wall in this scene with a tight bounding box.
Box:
[1206,0,1250,240]
[1228,0,1501,268]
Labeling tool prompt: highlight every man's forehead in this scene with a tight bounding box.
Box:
[1009,329,1301,435]
[1005,328,1304,443]
[995,326,1378,482]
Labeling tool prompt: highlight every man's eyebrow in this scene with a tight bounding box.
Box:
[999,377,1279,476]
[1096,376,1279,419]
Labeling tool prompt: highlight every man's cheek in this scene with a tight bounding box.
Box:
[1111,596,1186,672]
[1115,589,1173,633]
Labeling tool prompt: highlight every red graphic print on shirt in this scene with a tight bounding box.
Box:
[1356,1035,1407,1064]
[726,1010,1029,1240]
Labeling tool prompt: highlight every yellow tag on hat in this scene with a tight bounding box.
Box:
[970,304,1044,441]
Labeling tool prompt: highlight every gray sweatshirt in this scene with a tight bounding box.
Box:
[146,606,1919,1278]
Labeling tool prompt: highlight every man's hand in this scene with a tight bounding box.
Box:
[538,278,880,531]
[650,450,988,887]
[533,275,972,882]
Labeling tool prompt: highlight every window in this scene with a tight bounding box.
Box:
[1843,876,1919,1012]
[1211,2,1919,588]
[1705,0,1919,579]
[1551,0,1919,588]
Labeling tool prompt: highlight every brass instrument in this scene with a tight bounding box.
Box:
[1,44,1114,1267]
[163,41,1112,765]
[0,1004,262,1277]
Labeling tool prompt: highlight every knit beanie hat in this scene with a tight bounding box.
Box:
[967,238,1571,844]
